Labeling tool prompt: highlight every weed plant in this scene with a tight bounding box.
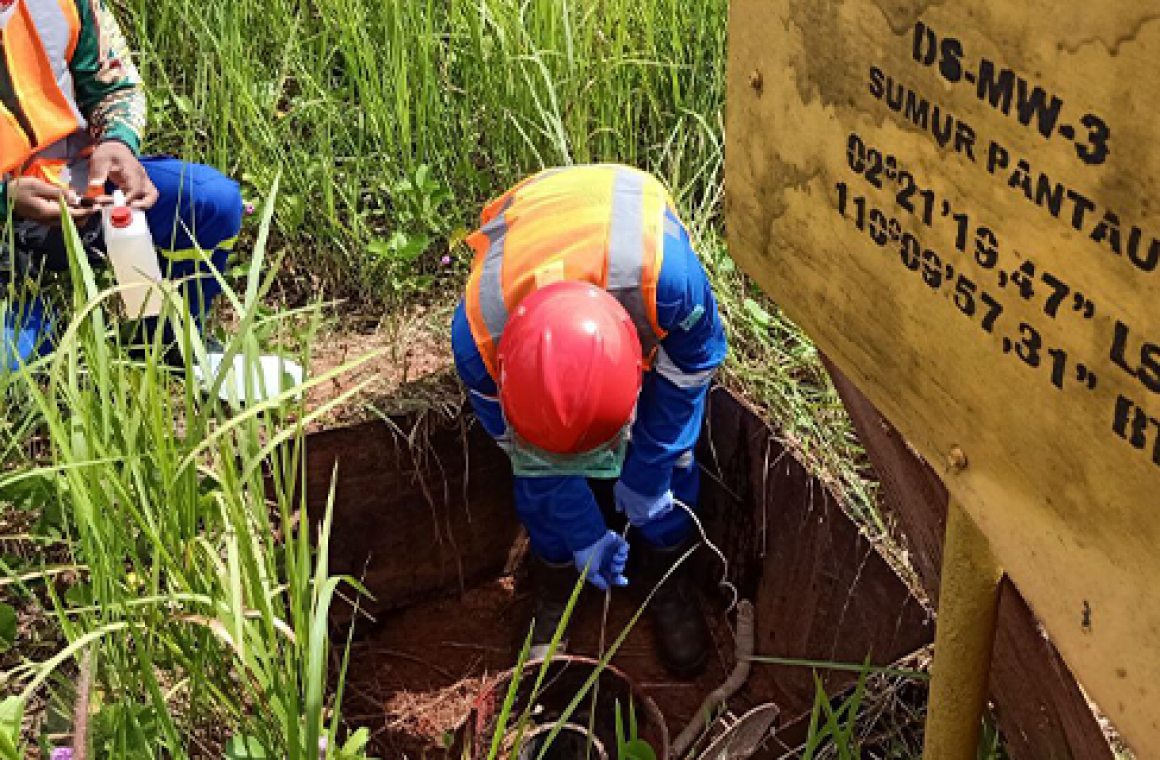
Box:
[122,0,726,298]
[0,1,914,756]
[118,0,879,521]
[0,194,377,759]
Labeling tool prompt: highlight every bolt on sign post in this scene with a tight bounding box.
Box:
[725,1,1160,756]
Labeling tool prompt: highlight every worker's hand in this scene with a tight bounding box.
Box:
[88,140,158,210]
[572,530,629,591]
[614,481,674,527]
[7,177,92,225]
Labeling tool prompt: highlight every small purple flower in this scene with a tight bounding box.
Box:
[319,735,328,759]
[50,749,74,760]
[244,201,257,216]
[440,255,452,266]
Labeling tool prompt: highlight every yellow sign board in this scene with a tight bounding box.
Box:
[725,1,1160,752]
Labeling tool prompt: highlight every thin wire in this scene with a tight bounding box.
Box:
[598,581,612,660]
[598,524,631,661]
[593,530,628,760]
[599,501,739,652]
[674,496,739,614]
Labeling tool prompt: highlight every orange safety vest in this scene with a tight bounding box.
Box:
[465,164,673,382]
[0,0,87,187]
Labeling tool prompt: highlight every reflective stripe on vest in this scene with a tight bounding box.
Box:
[19,127,90,191]
[0,0,84,176]
[464,164,670,382]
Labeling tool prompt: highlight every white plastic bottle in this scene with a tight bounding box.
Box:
[101,190,165,318]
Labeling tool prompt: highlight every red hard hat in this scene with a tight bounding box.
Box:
[498,281,643,455]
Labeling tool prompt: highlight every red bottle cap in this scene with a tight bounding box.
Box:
[110,207,132,229]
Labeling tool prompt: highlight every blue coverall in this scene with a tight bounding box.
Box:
[2,157,244,369]
[452,208,728,564]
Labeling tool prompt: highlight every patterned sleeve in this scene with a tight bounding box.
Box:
[69,0,147,154]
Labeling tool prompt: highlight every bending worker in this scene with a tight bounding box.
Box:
[1,0,243,369]
[452,164,727,678]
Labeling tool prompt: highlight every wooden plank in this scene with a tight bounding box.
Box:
[827,358,1113,759]
[726,2,1160,752]
[304,407,520,621]
[697,388,932,730]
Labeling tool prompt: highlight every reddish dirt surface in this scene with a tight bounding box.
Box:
[343,574,740,758]
[215,290,457,430]
[303,305,454,430]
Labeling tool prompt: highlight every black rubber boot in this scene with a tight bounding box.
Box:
[528,554,581,660]
[635,536,710,679]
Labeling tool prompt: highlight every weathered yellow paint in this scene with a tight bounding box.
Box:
[725,1,1160,754]
[925,500,1003,760]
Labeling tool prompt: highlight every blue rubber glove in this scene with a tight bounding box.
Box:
[614,480,674,527]
[572,530,630,591]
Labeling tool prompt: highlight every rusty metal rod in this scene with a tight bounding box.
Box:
[922,499,1003,760]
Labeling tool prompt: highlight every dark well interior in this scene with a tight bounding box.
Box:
[299,382,931,756]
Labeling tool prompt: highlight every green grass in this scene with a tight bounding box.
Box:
[121,0,725,299]
[0,1,904,756]
[118,0,879,520]
[0,197,379,758]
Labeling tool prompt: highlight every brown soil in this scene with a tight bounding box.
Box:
[343,575,741,759]
[302,305,454,430]
[214,290,456,431]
